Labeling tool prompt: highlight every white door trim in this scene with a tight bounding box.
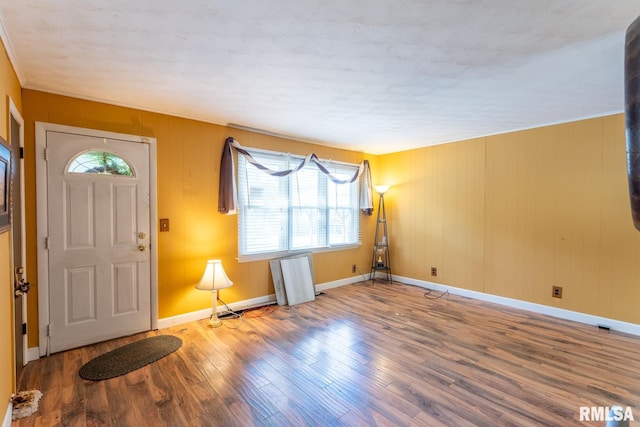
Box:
[9,97,27,368]
[35,122,158,357]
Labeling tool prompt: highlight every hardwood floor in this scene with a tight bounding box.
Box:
[13,280,640,426]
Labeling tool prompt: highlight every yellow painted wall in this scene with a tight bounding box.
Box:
[380,138,487,291]
[380,114,640,324]
[22,90,377,348]
[0,39,23,404]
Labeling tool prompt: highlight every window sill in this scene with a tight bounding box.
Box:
[237,242,362,263]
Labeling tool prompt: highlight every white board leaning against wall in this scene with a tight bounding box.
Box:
[270,253,315,306]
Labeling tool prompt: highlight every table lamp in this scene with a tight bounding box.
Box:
[196,259,233,327]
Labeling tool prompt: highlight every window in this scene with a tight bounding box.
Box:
[237,149,360,259]
[67,150,134,176]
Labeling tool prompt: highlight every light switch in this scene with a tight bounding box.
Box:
[159,218,170,232]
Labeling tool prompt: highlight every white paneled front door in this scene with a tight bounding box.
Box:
[41,127,154,354]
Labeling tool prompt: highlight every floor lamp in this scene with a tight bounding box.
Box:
[196,260,233,327]
[370,185,392,282]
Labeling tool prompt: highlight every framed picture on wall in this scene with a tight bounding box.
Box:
[0,140,11,233]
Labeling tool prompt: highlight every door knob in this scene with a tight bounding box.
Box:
[138,232,147,239]
[138,244,147,251]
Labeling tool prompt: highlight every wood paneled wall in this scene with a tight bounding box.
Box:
[380,114,640,324]
[379,137,486,292]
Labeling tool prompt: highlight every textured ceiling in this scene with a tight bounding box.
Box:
[0,1,639,154]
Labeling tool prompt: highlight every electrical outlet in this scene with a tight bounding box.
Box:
[431,267,437,277]
[552,286,563,298]
[352,264,357,273]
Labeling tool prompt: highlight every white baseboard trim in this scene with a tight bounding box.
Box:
[316,275,362,292]
[3,402,11,427]
[157,276,363,329]
[158,293,278,329]
[27,347,40,363]
[394,275,640,337]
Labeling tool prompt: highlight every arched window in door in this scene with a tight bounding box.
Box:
[66,150,135,176]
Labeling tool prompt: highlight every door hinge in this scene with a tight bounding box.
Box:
[47,324,51,337]
[44,148,49,161]
[22,323,27,335]
[45,236,49,249]
[19,147,24,159]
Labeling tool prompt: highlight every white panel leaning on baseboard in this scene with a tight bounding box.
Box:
[280,256,316,306]
[270,252,315,306]
[269,258,288,306]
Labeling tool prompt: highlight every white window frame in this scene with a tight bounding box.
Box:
[237,147,362,262]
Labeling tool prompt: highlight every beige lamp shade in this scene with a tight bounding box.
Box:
[374,185,390,195]
[195,259,233,291]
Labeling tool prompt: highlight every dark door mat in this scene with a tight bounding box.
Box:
[79,335,182,381]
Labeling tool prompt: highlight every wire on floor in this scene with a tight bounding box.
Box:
[424,289,449,300]
[217,298,243,329]
[243,304,276,318]
[216,299,278,328]
[355,266,370,284]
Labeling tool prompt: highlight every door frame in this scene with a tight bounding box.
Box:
[9,97,27,371]
[35,122,158,357]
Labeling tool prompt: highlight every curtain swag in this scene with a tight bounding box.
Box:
[218,137,373,216]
